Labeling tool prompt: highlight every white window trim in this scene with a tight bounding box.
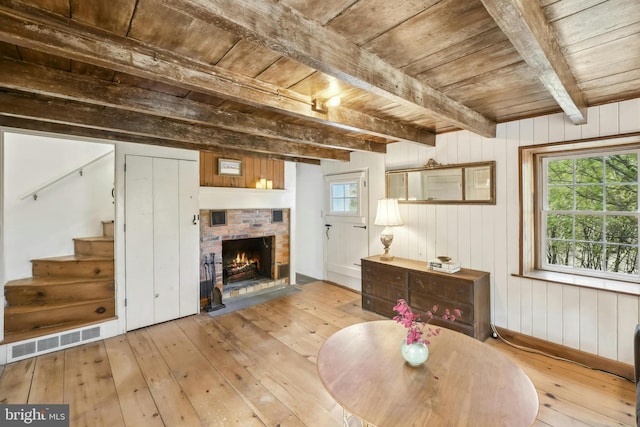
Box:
[539,150,640,280]
[519,133,640,293]
[324,171,367,225]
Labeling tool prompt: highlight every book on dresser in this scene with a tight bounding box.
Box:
[361,255,491,341]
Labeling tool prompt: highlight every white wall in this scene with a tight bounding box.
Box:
[3,131,114,281]
[302,98,640,363]
[385,98,640,364]
[295,163,324,279]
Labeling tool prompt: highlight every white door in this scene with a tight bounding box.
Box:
[324,171,369,290]
[125,155,199,330]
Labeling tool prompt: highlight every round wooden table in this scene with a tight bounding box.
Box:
[317,320,538,426]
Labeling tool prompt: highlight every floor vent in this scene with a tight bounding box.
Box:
[61,331,81,346]
[82,327,100,340]
[11,342,36,359]
[7,325,103,363]
[37,337,59,352]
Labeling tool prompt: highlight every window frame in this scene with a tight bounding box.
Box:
[329,181,360,216]
[538,150,640,280]
[323,171,367,225]
[519,134,640,288]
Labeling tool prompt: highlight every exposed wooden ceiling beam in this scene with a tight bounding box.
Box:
[0,58,387,154]
[0,91,350,161]
[163,0,497,138]
[0,2,434,145]
[0,116,321,165]
[480,0,587,124]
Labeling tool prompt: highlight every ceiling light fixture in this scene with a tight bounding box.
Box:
[326,95,341,107]
[311,95,341,113]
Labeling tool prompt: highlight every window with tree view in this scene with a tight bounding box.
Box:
[542,151,639,278]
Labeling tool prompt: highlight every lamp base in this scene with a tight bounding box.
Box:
[379,227,394,261]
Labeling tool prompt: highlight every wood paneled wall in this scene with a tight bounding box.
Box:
[199,152,285,189]
[383,98,640,365]
[318,98,640,366]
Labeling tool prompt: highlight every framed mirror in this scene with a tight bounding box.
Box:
[386,161,496,204]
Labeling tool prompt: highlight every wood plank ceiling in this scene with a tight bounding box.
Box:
[0,0,638,163]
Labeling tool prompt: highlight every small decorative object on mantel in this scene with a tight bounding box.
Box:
[428,256,460,273]
[425,158,440,168]
[393,299,461,367]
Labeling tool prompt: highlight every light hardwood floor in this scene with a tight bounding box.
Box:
[0,281,635,426]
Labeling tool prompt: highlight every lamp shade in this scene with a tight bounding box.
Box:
[374,198,403,227]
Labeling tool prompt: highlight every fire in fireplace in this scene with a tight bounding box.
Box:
[226,251,259,282]
[222,236,274,285]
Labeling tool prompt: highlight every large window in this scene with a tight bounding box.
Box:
[540,150,639,279]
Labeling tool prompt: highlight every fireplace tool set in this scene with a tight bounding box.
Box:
[201,253,225,312]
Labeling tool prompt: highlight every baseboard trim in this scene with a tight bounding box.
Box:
[324,280,361,295]
[494,326,634,382]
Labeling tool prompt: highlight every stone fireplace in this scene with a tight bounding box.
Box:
[200,209,290,300]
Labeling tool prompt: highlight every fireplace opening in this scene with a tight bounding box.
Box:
[222,236,274,285]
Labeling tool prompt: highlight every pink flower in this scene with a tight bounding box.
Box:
[393,299,461,346]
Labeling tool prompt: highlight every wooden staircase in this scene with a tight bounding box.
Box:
[3,221,116,344]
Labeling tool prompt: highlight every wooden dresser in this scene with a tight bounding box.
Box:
[361,255,491,341]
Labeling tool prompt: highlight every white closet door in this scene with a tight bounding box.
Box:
[152,157,181,324]
[125,155,199,330]
[125,155,155,330]
[179,160,200,317]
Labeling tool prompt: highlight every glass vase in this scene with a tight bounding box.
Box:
[400,339,429,367]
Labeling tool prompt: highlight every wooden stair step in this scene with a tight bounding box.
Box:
[4,298,116,333]
[102,220,114,238]
[32,255,114,278]
[5,276,114,306]
[74,236,114,257]
[1,316,118,345]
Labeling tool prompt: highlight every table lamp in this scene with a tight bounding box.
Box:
[374,198,403,261]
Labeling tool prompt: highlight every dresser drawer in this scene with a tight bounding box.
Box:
[409,271,474,304]
[362,294,397,318]
[363,280,406,302]
[362,279,374,295]
[408,292,474,327]
[362,261,407,287]
[375,282,407,303]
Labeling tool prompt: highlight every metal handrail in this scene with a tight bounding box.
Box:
[19,150,114,201]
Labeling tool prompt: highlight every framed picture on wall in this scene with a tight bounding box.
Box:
[218,158,243,176]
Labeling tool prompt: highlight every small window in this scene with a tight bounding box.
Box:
[324,171,367,223]
[330,182,359,214]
